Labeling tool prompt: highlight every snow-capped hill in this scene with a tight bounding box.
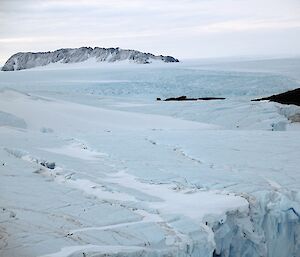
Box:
[1,47,179,71]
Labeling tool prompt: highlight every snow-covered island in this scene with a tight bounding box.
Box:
[1,47,179,71]
[0,57,300,257]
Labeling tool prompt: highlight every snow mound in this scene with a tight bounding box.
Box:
[0,111,27,129]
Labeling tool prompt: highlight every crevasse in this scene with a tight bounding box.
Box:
[211,190,300,257]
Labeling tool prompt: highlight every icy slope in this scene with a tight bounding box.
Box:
[0,89,300,257]
[1,47,179,71]
[0,59,300,257]
[0,90,244,257]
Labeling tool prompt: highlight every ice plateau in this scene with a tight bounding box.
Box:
[1,47,179,71]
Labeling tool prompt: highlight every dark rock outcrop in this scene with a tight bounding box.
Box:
[162,96,225,101]
[40,161,56,170]
[252,88,300,106]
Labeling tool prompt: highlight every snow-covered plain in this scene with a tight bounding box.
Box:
[0,59,300,257]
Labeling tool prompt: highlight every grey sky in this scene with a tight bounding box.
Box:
[1,0,300,63]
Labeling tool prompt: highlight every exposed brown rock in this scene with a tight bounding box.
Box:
[162,96,225,101]
[252,88,300,106]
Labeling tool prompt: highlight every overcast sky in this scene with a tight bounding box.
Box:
[1,0,300,63]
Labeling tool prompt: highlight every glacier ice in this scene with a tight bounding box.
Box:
[0,58,300,257]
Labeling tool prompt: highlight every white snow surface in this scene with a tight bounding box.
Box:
[0,58,300,257]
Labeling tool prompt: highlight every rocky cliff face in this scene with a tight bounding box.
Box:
[2,47,179,71]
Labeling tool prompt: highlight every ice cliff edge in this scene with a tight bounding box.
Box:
[2,47,179,71]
